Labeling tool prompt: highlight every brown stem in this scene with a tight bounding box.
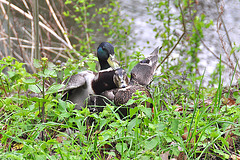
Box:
[156,1,186,70]
[215,0,240,71]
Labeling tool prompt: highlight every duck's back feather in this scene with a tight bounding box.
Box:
[114,85,152,107]
[130,46,159,86]
[92,68,118,94]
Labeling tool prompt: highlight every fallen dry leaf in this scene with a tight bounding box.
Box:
[177,152,187,160]
[56,136,63,143]
[182,127,198,148]
[227,98,236,106]
[231,155,240,160]
[160,151,169,160]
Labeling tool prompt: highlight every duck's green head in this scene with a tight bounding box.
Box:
[97,42,119,70]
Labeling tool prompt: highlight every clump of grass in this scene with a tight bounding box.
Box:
[1,56,240,159]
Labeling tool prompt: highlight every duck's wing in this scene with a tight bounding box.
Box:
[114,85,152,118]
[130,46,160,86]
[114,85,151,106]
[59,71,95,107]
[59,73,87,93]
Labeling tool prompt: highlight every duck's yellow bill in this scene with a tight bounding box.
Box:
[107,54,120,69]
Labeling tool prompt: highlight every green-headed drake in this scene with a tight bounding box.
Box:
[59,42,121,109]
[88,46,160,117]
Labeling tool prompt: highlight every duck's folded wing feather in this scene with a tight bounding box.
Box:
[59,71,94,92]
[59,74,87,92]
[131,46,160,86]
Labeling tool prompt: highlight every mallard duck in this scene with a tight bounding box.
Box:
[86,68,129,108]
[88,46,160,117]
[59,42,121,109]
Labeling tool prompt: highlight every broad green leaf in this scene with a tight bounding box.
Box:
[38,69,56,78]
[116,142,127,153]
[58,99,67,112]
[126,99,136,106]
[127,118,141,132]
[171,119,179,133]
[87,61,96,72]
[35,155,46,160]
[46,139,58,144]
[33,59,41,68]
[128,61,138,73]
[130,107,138,118]
[7,71,16,78]
[29,97,49,103]
[139,107,152,118]
[100,119,108,130]
[22,78,36,84]
[46,84,64,95]
[145,137,158,150]
[28,84,41,93]
[236,96,240,104]
[156,123,166,131]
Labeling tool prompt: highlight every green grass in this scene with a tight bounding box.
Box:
[0,57,240,160]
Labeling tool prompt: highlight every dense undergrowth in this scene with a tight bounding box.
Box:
[1,0,240,159]
[0,56,240,160]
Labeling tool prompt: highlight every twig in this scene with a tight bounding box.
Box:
[156,2,186,70]
[1,2,35,72]
[34,0,40,60]
[189,1,240,75]
[52,0,68,33]
[21,0,35,60]
[159,32,185,68]
[0,20,8,57]
[7,0,12,57]
[45,0,73,51]
[215,0,240,71]
[0,0,78,59]
[216,7,239,79]
[0,50,3,58]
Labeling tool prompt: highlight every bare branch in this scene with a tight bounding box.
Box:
[215,0,240,71]
[156,2,186,70]
[45,0,72,51]
[188,1,240,75]
[0,0,78,59]
[216,3,239,79]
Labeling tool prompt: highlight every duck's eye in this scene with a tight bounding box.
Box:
[102,46,107,51]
